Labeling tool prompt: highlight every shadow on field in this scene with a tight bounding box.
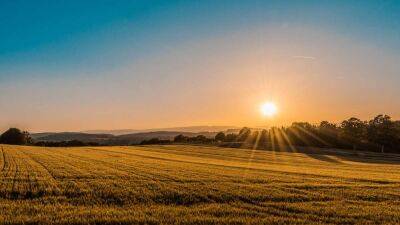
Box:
[335,154,400,165]
[294,146,400,165]
[256,144,400,165]
[303,153,342,164]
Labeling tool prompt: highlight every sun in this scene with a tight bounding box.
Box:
[260,102,278,117]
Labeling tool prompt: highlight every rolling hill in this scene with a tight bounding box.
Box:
[83,126,239,135]
[31,132,115,143]
[31,130,219,145]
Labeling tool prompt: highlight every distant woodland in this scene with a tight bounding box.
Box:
[1,115,399,153]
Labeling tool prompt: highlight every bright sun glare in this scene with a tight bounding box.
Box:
[260,102,278,117]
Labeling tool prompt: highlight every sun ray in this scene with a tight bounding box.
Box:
[243,131,262,177]
[294,125,331,147]
[269,128,277,161]
[288,127,313,146]
[280,129,298,154]
[274,128,295,164]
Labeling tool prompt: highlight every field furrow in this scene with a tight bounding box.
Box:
[1,144,400,224]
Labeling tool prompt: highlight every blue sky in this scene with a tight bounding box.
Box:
[1,1,400,131]
[1,0,399,78]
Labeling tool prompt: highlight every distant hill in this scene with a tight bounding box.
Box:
[30,132,58,139]
[107,131,218,145]
[31,130,219,145]
[84,126,238,135]
[83,129,138,136]
[31,132,114,143]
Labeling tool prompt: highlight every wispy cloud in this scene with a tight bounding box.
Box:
[292,55,316,60]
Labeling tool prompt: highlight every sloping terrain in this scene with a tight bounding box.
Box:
[31,131,217,145]
[84,126,238,135]
[1,144,400,224]
[31,132,114,142]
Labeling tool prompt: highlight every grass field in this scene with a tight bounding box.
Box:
[1,144,400,224]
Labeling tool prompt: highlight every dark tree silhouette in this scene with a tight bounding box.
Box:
[224,133,238,142]
[319,121,338,134]
[215,132,225,142]
[140,138,171,145]
[0,128,31,145]
[190,135,208,142]
[174,134,187,143]
[340,117,366,150]
[213,115,400,153]
[247,130,259,144]
[318,121,340,147]
[367,115,397,153]
[258,129,269,148]
[288,122,319,147]
[237,127,251,142]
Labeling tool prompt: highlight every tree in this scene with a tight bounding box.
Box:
[319,121,338,134]
[225,133,238,142]
[395,121,400,148]
[214,132,225,142]
[258,129,269,147]
[237,127,251,142]
[292,122,315,131]
[318,121,339,146]
[141,138,160,145]
[248,130,259,145]
[367,115,397,153]
[174,134,187,143]
[195,135,208,142]
[340,117,366,150]
[289,122,318,146]
[0,128,31,145]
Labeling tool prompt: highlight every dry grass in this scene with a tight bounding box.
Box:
[1,144,400,224]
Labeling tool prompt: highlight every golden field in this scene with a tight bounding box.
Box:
[1,144,400,224]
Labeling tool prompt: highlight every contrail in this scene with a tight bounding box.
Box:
[292,55,316,60]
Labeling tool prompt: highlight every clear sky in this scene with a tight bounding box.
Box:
[1,0,400,132]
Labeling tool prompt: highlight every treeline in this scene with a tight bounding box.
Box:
[212,115,400,153]
[0,128,101,147]
[144,114,400,153]
[139,135,214,145]
[1,114,399,153]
